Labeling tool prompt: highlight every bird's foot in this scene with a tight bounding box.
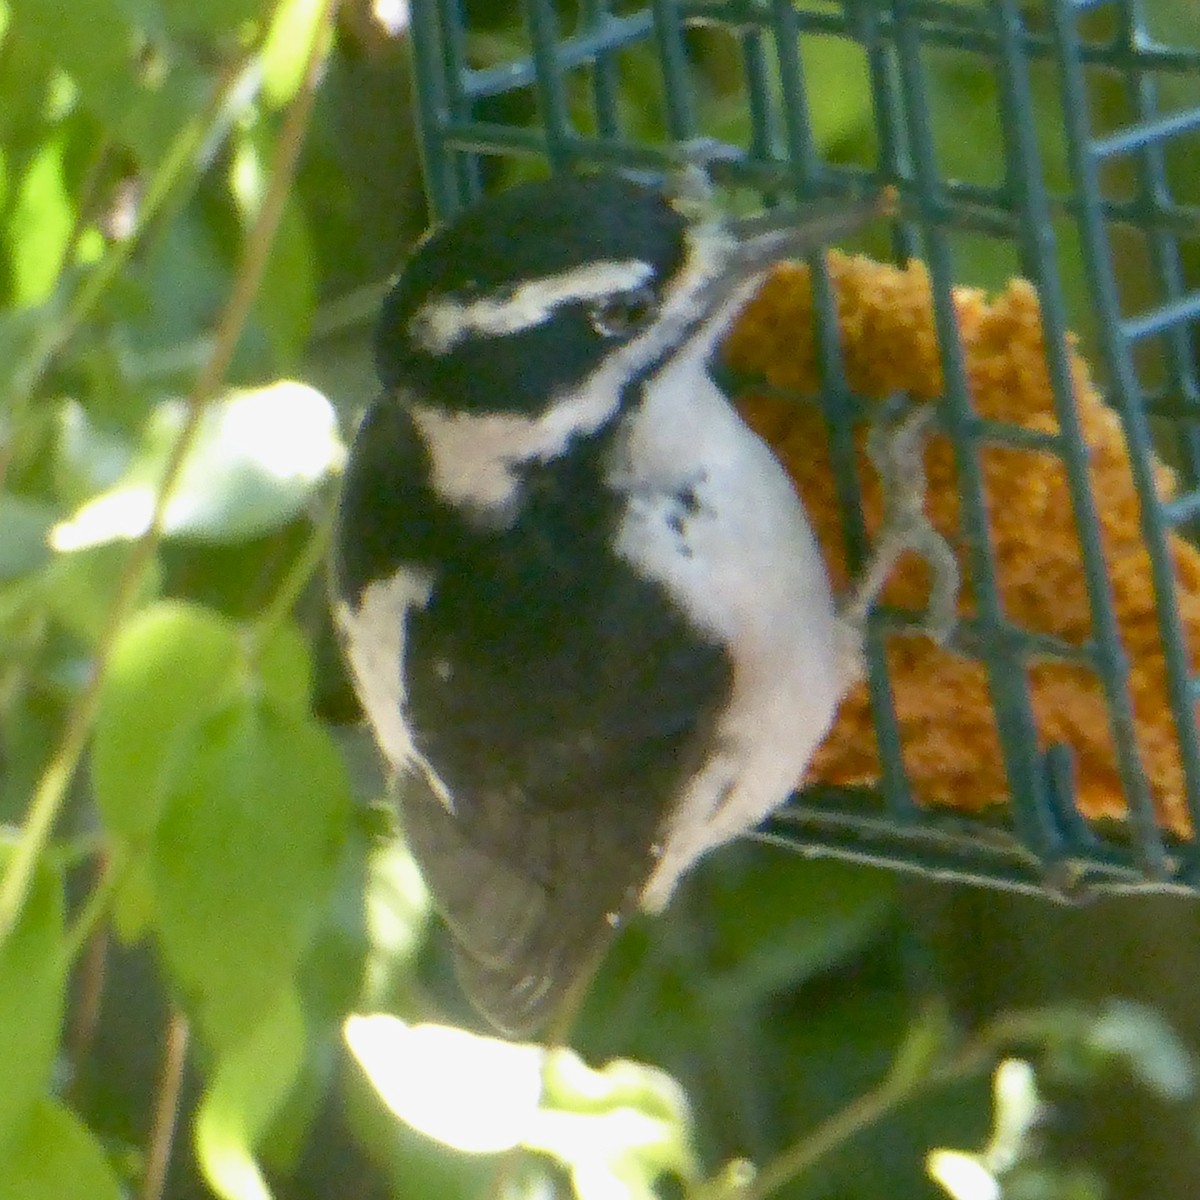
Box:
[838,396,959,647]
[663,138,740,219]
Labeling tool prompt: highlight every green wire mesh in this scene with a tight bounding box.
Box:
[406,0,1200,896]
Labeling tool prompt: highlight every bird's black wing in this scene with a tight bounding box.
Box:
[399,725,707,1035]
[335,398,732,1035]
[404,439,732,1034]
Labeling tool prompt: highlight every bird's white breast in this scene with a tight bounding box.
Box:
[606,344,862,910]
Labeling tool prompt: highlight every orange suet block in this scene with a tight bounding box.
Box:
[724,251,1200,836]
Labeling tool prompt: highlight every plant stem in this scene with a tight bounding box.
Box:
[693,1011,1048,1200]
[62,848,122,963]
[0,0,340,949]
[63,857,112,1106]
[141,1010,191,1200]
[254,494,338,640]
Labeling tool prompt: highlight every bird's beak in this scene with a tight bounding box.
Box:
[679,186,895,335]
[723,186,897,276]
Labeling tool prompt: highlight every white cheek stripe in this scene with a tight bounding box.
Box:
[410,258,655,353]
[404,222,738,522]
[409,377,621,522]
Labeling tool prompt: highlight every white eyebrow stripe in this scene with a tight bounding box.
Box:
[409,258,655,353]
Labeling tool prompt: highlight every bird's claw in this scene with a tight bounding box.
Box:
[839,397,959,646]
[663,138,740,219]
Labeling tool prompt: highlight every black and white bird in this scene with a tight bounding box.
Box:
[332,171,944,1036]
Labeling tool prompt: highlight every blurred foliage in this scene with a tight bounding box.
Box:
[0,1,1199,1199]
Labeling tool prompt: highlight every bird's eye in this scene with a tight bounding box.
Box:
[589,285,658,339]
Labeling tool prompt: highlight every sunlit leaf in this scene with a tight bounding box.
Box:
[927,1149,1000,1200]
[261,0,329,107]
[346,1016,699,1198]
[530,1050,699,1198]
[51,382,344,549]
[53,400,136,509]
[345,1016,545,1154]
[7,133,72,307]
[195,987,307,1200]
[1087,1000,1197,1101]
[985,1059,1041,1174]
[927,1059,1041,1200]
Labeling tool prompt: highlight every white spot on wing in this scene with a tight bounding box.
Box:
[410,259,655,353]
[336,567,455,810]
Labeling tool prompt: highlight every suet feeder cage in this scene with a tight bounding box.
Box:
[407,0,1200,897]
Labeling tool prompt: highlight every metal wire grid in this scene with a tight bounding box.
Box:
[407,0,1200,895]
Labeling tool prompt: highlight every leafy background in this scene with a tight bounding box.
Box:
[1,1,1200,1199]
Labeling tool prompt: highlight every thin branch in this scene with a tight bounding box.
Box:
[62,847,122,963]
[252,493,338,641]
[60,132,115,270]
[691,1010,1052,1200]
[64,854,113,1106]
[141,1010,191,1200]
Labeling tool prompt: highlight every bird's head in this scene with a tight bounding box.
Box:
[371,171,886,520]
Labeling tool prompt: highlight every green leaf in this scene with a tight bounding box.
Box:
[705,852,897,1010]
[347,1018,699,1198]
[7,132,73,307]
[261,0,329,107]
[0,856,65,1159]
[0,27,53,185]
[53,400,136,509]
[0,287,70,412]
[0,494,54,580]
[92,600,241,848]
[258,840,371,1174]
[253,621,313,717]
[800,35,876,150]
[250,192,316,368]
[41,541,162,645]
[151,697,350,1046]
[345,1016,545,1154]
[195,987,307,1200]
[0,1097,122,1200]
[6,0,140,133]
[158,0,265,37]
[110,860,157,943]
[51,382,344,549]
[361,838,430,1009]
